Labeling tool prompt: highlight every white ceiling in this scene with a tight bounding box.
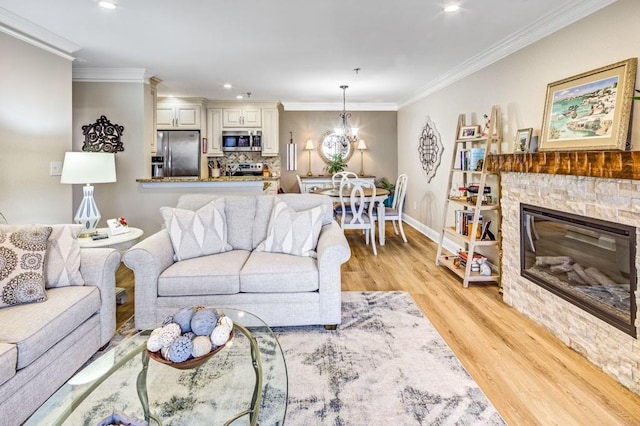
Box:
[0,0,616,109]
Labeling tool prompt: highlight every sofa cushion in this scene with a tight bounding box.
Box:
[161,198,232,261]
[240,251,319,293]
[0,226,51,309]
[0,343,16,387]
[223,196,257,250]
[0,285,100,369]
[0,224,85,288]
[256,201,326,257]
[158,250,251,296]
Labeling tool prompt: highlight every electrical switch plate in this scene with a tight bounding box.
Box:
[50,161,63,176]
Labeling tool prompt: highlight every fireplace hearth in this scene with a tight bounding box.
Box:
[521,204,637,337]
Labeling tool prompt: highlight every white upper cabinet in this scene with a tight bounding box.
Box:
[205,108,223,156]
[223,107,261,127]
[261,108,279,156]
[157,102,202,129]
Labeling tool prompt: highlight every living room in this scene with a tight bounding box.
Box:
[2,0,640,424]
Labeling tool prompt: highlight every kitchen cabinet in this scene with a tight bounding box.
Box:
[223,107,261,127]
[157,103,202,129]
[205,108,223,156]
[260,108,279,156]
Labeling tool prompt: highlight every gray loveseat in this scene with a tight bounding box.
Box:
[123,193,351,330]
[0,224,120,425]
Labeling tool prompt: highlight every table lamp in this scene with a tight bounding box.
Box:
[305,139,314,176]
[357,139,367,176]
[60,152,116,237]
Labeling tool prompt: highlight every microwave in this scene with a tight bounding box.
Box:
[222,130,262,152]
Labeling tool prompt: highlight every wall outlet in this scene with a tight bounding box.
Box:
[50,161,63,176]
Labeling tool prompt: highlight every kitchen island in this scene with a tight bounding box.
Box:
[136,176,279,194]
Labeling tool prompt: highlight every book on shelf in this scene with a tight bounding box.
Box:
[454,210,483,237]
[468,147,485,171]
[457,251,485,267]
[459,149,469,170]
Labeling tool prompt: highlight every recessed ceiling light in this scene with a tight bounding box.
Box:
[443,4,460,13]
[98,1,117,10]
[223,83,232,89]
[236,95,243,99]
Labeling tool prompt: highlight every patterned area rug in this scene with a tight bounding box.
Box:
[74,291,504,425]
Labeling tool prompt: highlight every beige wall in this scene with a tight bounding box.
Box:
[279,110,398,192]
[0,32,72,224]
[398,0,640,239]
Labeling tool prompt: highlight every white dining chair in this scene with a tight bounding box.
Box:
[337,178,377,255]
[296,174,304,193]
[331,171,358,188]
[373,173,408,243]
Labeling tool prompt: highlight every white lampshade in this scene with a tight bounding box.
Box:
[305,139,314,150]
[60,152,116,236]
[60,152,117,184]
[357,139,367,150]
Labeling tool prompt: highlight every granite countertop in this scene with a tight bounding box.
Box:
[136,176,279,183]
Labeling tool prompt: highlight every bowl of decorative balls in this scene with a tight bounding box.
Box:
[146,306,234,370]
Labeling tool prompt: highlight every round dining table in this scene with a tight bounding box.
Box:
[311,187,390,245]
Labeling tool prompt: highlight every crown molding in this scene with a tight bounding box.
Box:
[398,0,617,108]
[282,102,398,112]
[0,7,79,60]
[73,68,154,83]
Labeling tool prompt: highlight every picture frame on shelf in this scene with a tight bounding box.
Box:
[513,128,533,153]
[539,58,637,152]
[458,125,480,140]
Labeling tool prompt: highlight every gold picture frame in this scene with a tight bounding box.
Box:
[514,128,533,153]
[539,58,637,151]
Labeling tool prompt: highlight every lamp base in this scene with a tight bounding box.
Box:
[307,171,313,176]
[74,184,102,237]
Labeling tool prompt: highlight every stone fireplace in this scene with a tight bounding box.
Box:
[488,151,640,395]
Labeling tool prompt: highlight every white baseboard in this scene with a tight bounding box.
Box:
[402,214,462,255]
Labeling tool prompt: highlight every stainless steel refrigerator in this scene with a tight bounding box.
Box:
[156,130,201,177]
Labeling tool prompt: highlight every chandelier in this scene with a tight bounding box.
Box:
[334,85,358,147]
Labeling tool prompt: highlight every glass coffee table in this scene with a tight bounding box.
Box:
[26,309,287,425]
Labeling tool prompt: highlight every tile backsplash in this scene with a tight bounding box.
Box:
[206,152,281,176]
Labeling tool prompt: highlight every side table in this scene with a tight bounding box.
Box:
[78,227,143,304]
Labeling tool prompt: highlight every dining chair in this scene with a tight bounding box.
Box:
[296,174,304,193]
[373,173,408,243]
[337,178,377,255]
[331,171,358,188]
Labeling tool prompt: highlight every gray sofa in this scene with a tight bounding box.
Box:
[0,244,120,426]
[123,193,351,330]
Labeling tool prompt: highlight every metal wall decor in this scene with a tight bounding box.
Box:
[81,115,125,153]
[417,116,443,182]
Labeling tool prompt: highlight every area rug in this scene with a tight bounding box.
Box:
[55,291,504,425]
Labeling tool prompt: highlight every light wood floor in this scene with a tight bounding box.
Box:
[116,223,640,425]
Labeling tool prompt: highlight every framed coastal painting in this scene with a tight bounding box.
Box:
[539,58,637,151]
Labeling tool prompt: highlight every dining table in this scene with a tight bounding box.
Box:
[311,187,390,245]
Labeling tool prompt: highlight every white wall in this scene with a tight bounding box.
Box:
[398,0,640,238]
[0,32,72,224]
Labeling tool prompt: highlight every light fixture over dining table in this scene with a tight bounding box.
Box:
[335,85,359,147]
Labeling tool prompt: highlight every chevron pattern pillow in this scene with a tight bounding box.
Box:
[160,198,232,261]
[256,201,326,257]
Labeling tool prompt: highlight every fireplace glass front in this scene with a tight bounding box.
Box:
[520,204,637,337]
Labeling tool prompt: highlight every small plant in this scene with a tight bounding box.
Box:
[325,154,348,174]
[375,177,396,207]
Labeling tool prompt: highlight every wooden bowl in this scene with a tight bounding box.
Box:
[147,329,233,370]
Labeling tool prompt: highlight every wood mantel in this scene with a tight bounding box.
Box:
[486,151,640,180]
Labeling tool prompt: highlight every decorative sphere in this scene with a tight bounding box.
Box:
[183,331,197,340]
[159,323,181,347]
[150,327,163,337]
[211,324,231,346]
[168,336,193,363]
[191,309,218,336]
[173,307,195,333]
[218,316,233,330]
[191,336,213,358]
[162,315,174,326]
[161,346,171,359]
[146,334,164,352]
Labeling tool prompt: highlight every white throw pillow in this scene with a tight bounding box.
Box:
[0,226,51,308]
[0,224,84,288]
[256,201,326,257]
[160,198,232,261]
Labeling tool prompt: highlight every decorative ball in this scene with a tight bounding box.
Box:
[168,336,193,363]
[173,307,195,333]
[191,335,213,358]
[162,315,174,326]
[161,345,171,359]
[211,324,231,346]
[218,316,233,330]
[159,323,181,348]
[146,334,164,352]
[150,327,163,337]
[183,331,197,340]
[191,309,218,336]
